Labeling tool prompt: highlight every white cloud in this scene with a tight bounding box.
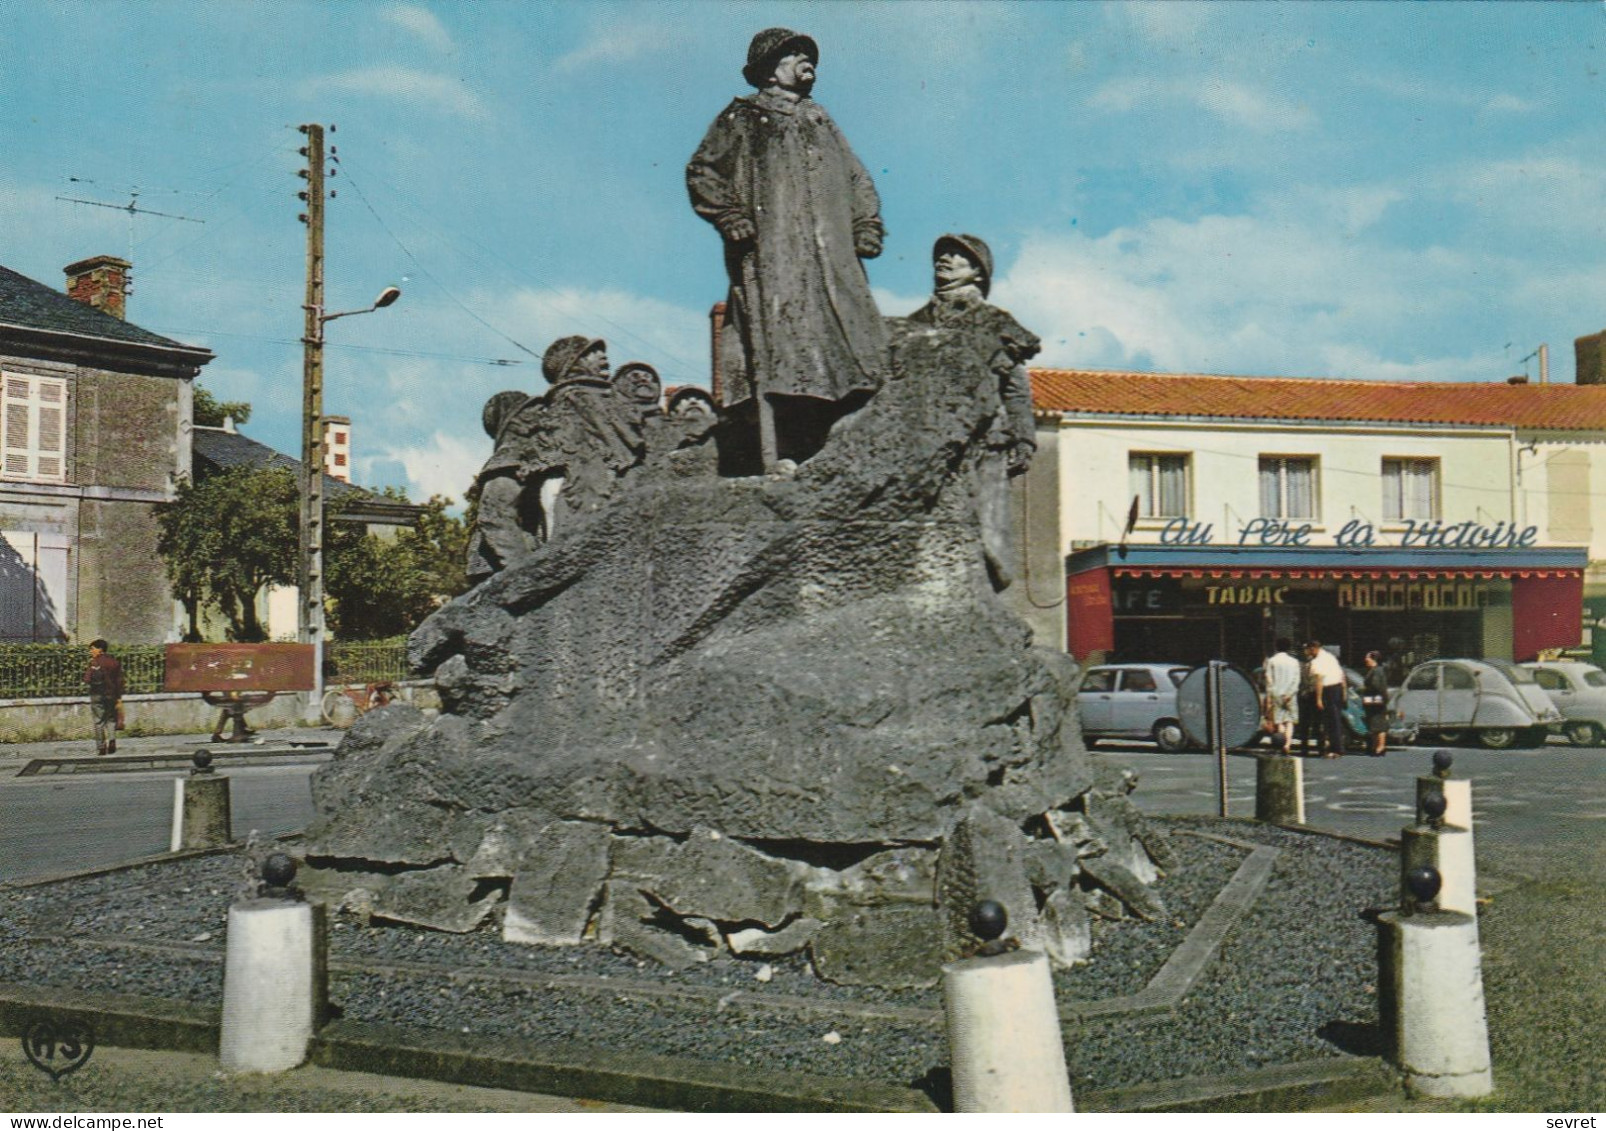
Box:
[555,24,683,73]
[369,429,485,506]
[383,5,454,54]
[1355,73,1539,115]
[1089,76,1314,133]
[993,210,1490,381]
[1449,153,1606,231]
[300,67,487,120]
[1119,2,1211,50]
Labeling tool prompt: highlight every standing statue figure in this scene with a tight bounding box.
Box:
[906,234,1040,589]
[465,336,647,584]
[465,389,543,584]
[687,27,888,473]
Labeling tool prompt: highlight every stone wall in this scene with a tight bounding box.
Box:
[74,368,182,490]
[76,498,175,643]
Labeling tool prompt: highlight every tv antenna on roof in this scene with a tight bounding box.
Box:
[55,188,204,268]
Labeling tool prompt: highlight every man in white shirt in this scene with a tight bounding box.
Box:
[1305,639,1347,757]
[1263,638,1301,751]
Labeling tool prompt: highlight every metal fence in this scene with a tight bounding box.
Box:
[0,641,410,700]
[0,644,167,699]
[326,641,411,685]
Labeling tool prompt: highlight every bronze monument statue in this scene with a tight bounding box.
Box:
[687,27,888,473]
[311,29,1169,989]
[904,233,1040,588]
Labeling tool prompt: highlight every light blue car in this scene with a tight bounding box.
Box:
[1076,663,1194,752]
[1523,661,1606,746]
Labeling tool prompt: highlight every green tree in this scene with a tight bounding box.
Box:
[155,466,298,641]
[192,384,253,428]
[326,494,473,640]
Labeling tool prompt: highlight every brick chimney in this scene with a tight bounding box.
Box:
[323,415,352,483]
[63,255,131,320]
[1575,329,1606,386]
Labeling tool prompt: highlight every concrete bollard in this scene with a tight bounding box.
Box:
[219,854,326,1074]
[1375,868,1493,1099]
[170,752,232,853]
[942,901,1074,1113]
[1417,750,1473,848]
[1401,787,1477,917]
[1254,751,1304,825]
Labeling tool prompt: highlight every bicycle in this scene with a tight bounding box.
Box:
[320,680,399,729]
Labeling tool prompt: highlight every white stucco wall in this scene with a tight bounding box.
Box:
[1053,418,1523,552]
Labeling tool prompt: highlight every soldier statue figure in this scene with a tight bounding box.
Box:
[687,27,888,474]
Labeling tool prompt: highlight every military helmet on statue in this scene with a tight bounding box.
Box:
[481,390,531,438]
[542,335,606,386]
[743,27,819,88]
[934,233,994,298]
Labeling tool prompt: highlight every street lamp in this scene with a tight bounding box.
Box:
[301,285,401,720]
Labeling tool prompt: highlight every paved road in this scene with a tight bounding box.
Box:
[1103,739,1606,848]
[0,762,321,883]
[3,735,1601,884]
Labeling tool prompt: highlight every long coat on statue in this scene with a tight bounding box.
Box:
[687,89,887,407]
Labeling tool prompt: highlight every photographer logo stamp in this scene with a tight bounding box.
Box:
[22,1017,95,1080]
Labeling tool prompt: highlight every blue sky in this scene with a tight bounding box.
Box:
[2,1,1602,504]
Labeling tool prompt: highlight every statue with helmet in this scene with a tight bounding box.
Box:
[686,26,888,474]
[465,335,647,583]
[900,233,1041,588]
[310,27,1156,989]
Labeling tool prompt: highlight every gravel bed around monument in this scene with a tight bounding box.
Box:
[0,818,1396,1099]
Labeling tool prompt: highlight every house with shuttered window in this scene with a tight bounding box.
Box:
[0,255,213,642]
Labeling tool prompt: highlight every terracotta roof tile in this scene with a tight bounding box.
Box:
[1030,368,1606,432]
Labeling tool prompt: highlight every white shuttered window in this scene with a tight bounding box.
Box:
[2,373,68,483]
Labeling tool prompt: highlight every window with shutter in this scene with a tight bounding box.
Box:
[0,372,69,483]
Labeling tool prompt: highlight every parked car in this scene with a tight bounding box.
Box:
[1522,661,1606,747]
[1076,663,1193,751]
[1392,658,1563,749]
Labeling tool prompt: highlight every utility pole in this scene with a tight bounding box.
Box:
[298,123,327,719]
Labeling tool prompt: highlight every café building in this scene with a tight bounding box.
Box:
[1009,369,1605,672]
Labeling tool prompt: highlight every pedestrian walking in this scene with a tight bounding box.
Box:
[1304,639,1347,757]
[85,639,124,756]
[1361,649,1390,756]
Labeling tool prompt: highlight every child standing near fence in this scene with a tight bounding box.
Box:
[85,639,124,755]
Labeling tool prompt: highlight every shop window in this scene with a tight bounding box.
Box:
[2,372,68,484]
[1259,457,1316,519]
[1129,453,1189,518]
[1382,458,1439,522]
